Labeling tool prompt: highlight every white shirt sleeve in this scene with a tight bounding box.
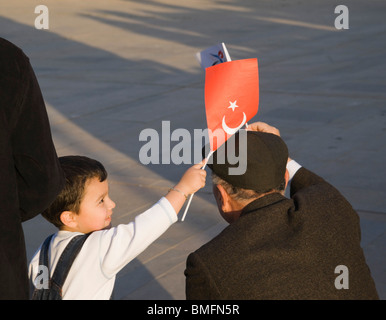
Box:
[286,159,302,181]
[95,197,177,278]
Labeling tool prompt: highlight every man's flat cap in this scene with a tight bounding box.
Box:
[204,130,288,193]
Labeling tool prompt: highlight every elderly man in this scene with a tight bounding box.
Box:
[185,122,378,299]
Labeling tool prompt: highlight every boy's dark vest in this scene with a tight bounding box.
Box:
[31,233,90,300]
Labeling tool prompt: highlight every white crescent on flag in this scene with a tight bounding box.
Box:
[222,112,247,135]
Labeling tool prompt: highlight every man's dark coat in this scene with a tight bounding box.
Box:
[0,38,64,299]
[185,167,379,299]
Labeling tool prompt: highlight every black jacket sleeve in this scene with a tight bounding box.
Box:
[290,167,330,198]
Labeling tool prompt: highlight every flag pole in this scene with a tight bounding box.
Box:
[180,150,214,222]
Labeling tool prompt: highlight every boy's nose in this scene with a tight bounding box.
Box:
[109,199,116,210]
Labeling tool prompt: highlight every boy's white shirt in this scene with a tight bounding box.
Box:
[29,197,177,300]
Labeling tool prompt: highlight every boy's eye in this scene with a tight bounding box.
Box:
[99,198,104,204]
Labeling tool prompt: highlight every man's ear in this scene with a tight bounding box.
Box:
[60,211,78,228]
[284,169,290,190]
[216,184,233,213]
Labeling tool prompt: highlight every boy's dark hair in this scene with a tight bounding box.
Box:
[42,155,107,228]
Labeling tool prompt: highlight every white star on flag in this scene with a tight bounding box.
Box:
[228,100,239,111]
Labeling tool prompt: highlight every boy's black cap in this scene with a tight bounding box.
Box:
[204,130,288,193]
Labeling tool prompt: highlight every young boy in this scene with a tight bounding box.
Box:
[29,155,206,299]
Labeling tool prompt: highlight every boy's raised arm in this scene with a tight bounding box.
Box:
[165,160,207,215]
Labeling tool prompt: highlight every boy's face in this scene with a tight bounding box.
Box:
[70,177,116,233]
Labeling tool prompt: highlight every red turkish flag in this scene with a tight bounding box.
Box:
[204,58,259,151]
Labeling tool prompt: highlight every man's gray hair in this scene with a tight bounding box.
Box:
[211,172,262,201]
[211,172,286,202]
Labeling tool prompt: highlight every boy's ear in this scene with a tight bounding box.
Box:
[60,211,77,228]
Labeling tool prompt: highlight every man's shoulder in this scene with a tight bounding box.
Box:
[189,218,252,264]
[191,225,229,254]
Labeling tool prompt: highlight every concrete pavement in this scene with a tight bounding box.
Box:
[1,0,385,299]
